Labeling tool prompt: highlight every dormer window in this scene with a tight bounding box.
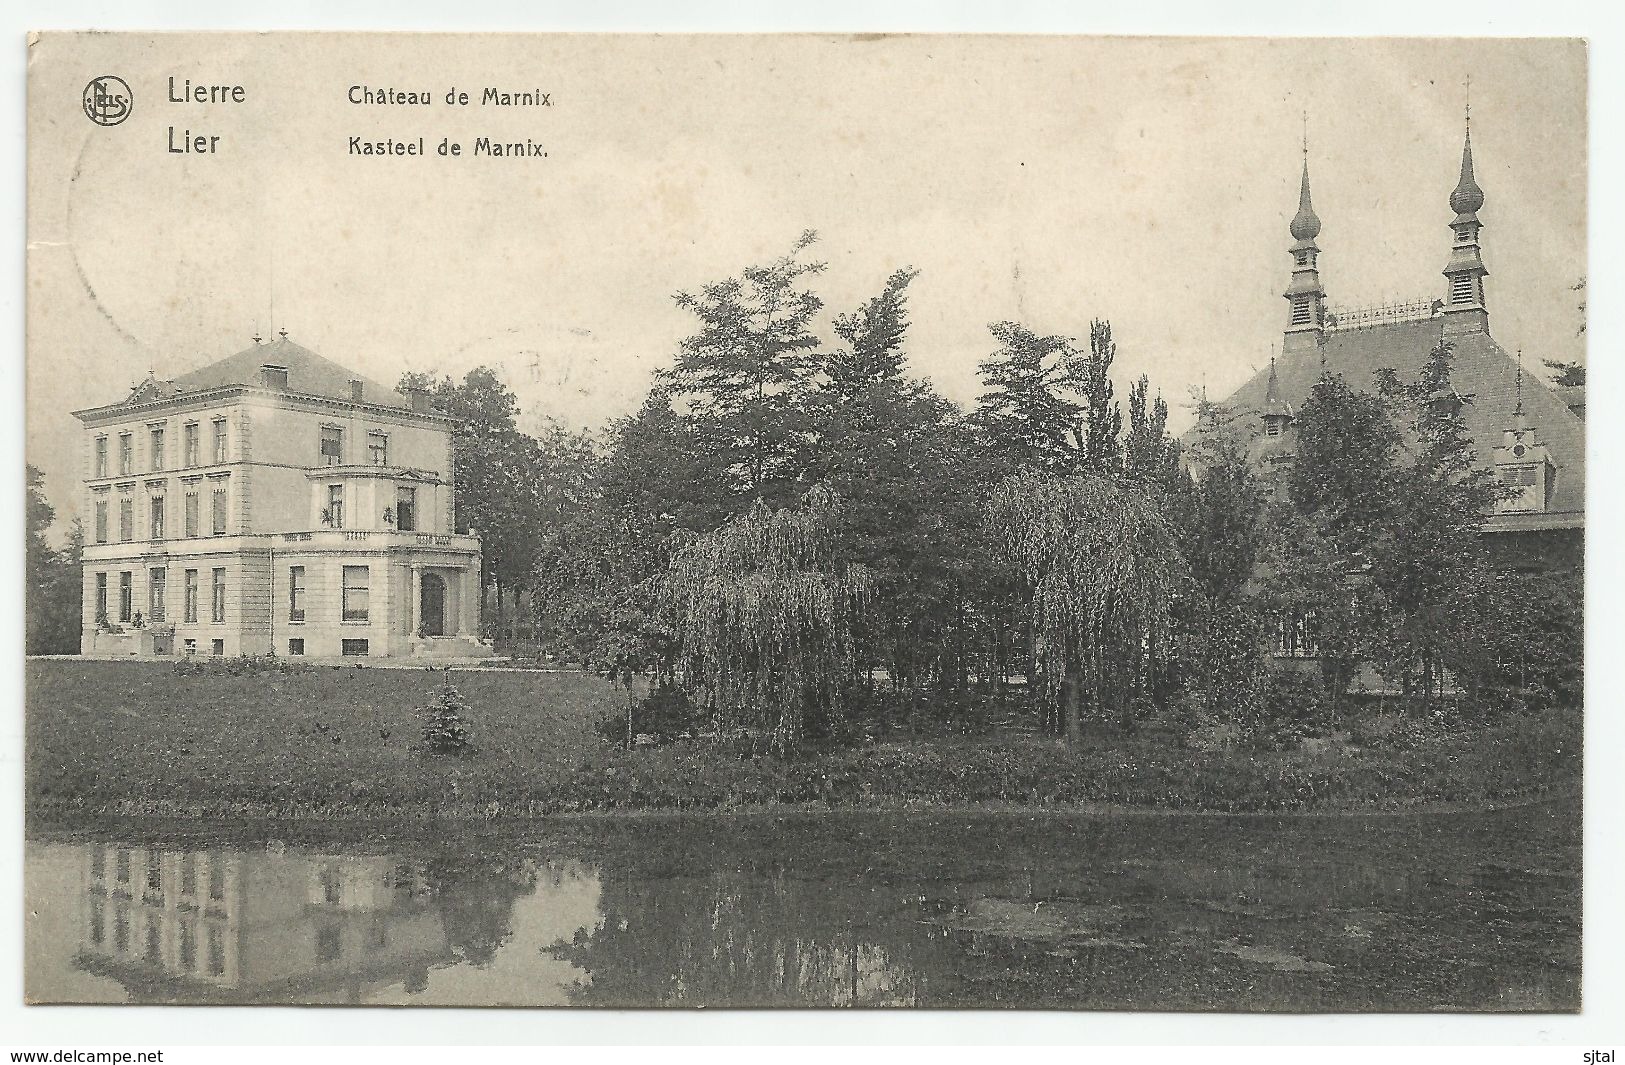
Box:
[1496,463,1546,513]
[1265,421,1282,437]
[261,364,289,389]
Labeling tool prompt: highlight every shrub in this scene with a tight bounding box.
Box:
[596,680,702,747]
[422,679,475,756]
[1244,669,1333,750]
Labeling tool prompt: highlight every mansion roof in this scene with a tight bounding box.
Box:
[1204,318,1586,525]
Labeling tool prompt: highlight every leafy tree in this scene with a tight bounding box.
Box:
[1372,342,1510,704]
[400,367,593,639]
[660,485,872,753]
[1077,320,1124,472]
[1543,358,1585,387]
[26,466,82,655]
[972,322,1087,475]
[659,231,827,516]
[987,470,1183,741]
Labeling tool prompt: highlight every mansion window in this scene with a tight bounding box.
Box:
[320,426,344,466]
[211,568,227,624]
[118,572,133,624]
[211,484,228,535]
[212,418,229,464]
[149,568,167,623]
[342,565,370,622]
[184,490,200,537]
[94,498,109,544]
[368,431,388,466]
[183,422,200,467]
[184,569,199,624]
[327,484,345,529]
[395,486,417,532]
[1275,612,1319,658]
[118,433,133,476]
[149,495,165,540]
[118,498,133,542]
[94,436,108,478]
[149,427,166,472]
[95,572,108,623]
[289,566,306,623]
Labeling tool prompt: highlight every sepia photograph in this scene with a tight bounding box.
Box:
[17,27,1595,1024]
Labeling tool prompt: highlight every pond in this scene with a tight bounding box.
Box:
[25,799,1580,1010]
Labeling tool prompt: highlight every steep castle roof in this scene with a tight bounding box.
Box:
[1194,319,1585,526]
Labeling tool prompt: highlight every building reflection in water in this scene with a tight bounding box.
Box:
[76,841,453,1004]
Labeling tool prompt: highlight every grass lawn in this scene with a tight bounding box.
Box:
[27,660,626,816]
[26,659,1581,823]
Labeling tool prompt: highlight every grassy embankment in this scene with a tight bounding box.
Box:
[26,660,1581,824]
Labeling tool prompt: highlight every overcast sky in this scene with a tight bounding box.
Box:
[26,33,1586,523]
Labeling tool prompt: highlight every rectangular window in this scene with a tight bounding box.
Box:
[211,568,226,624]
[316,923,342,962]
[150,427,165,472]
[368,432,388,466]
[145,851,162,892]
[395,486,416,532]
[119,433,133,476]
[327,484,345,529]
[94,499,108,543]
[183,422,200,467]
[149,495,165,540]
[149,568,167,622]
[184,569,199,624]
[118,572,133,623]
[211,638,224,657]
[1275,611,1320,658]
[289,565,306,622]
[179,921,197,972]
[1496,464,1544,513]
[184,491,200,537]
[1450,274,1475,304]
[116,849,130,884]
[211,418,228,464]
[342,566,370,622]
[1290,296,1312,326]
[94,436,108,478]
[342,638,370,657]
[207,925,225,976]
[95,572,108,624]
[211,485,228,535]
[119,498,133,542]
[288,637,305,656]
[320,426,344,466]
[183,638,196,655]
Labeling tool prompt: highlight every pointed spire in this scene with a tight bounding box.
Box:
[1262,357,1295,422]
[1451,87,1485,217]
[1290,122,1321,241]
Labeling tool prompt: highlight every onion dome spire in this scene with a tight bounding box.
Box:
[1290,155,1321,241]
[1450,126,1485,219]
[1283,116,1326,349]
[1442,85,1490,335]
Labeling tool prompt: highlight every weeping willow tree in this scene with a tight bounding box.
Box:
[988,469,1183,742]
[660,485,872,753]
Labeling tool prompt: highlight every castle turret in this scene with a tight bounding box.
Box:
[1442,115,1490,336]
[1283,148,1326,355]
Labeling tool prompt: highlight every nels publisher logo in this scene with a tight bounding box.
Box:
[82,74,132,126]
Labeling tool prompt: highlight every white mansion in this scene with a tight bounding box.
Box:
[74,335,492,660]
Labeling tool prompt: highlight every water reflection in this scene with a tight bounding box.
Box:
[27,801,1581,1010]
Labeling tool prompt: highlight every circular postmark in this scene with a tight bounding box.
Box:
[82,75,133,127]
